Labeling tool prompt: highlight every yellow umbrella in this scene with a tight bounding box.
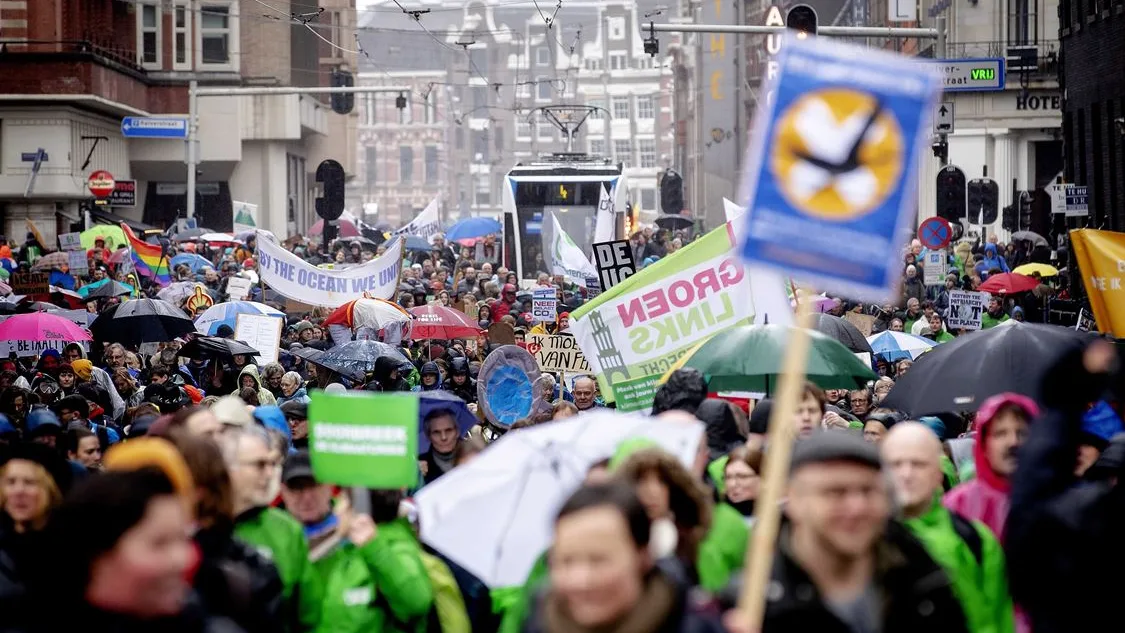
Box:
[1012,262,1058,277]
[81,225,127,250]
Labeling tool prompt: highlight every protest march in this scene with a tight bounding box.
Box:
[0,18,1122,633]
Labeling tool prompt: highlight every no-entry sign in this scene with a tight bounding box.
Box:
[918,216,953,250]
[87,170,116,199]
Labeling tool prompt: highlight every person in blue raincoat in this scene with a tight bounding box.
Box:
[418,362,444,392]
[48,263,76,290]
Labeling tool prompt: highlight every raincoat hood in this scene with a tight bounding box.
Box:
[696,399,744,460]
[237,364,264,391]
[973,392,1039,491]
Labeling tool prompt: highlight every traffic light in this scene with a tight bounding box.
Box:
[660,168,684,215]
[966,178,1000,224]
[935,166,966,221]
[786,4,818,37]
[1002,203,1018,232]
[1018,191,1033,232]
[316,159,346,247]
[331,69,354,115]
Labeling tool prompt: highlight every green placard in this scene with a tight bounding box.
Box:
[308,391,419,489]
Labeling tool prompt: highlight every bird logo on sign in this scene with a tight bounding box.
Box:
[770,88,905,221]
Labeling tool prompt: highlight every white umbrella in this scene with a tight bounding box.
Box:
[199,232,239,243]
[414,411,704,588]
[194,300,284,335]
[156,281,197,305]
[865,330,935,362]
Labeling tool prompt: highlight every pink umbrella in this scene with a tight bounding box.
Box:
[0,312,91,342]
[308,218,361,238]
[409,305,484,340]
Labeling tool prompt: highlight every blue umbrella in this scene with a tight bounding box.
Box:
[79,278,136,298]
[194,301,283,335]
[417,390,477,453]
[400,235,432,251]
[866,331,935,362]
[171,253,214,273]
[445,217,502,242]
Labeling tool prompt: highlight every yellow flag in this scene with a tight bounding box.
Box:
[1069,228,1125,335]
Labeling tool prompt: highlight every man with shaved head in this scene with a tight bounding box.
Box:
[882,422,1015,633]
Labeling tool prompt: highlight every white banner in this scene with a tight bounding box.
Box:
[947,289,988,330]
[723,198,745,222]
[549,214,598,286]
[256,231,402,308]
[594,183,615,244]
[392,197,441,243]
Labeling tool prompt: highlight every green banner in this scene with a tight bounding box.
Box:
[308,391,418,489]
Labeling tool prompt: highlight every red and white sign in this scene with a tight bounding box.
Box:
[87,170,116,199]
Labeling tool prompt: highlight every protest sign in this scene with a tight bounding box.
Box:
[738,34,942,300]
[526,334,591,374]
[232,201,258,234]
[531,287,557,323]
[1076,307,1097,332]
[594,183,616,243]
[843,312,876,337]
[0,334,87,358]
[308,391,418,489]
[947,290,988,330]
[585,277,601,299]
[226,276,252,300]
[570,220,791,412]
[58,232,82,251]
[234,313,283,364]
[593,240,636,290]
[923,250,947,285]
[548,214,597,286]
[256,231,402,307]
[10,272,48,295]
[1070,229,1125,336]
[391,197,441,243]
[67,251,89,276]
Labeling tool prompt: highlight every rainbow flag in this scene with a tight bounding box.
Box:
[120,223,171,287]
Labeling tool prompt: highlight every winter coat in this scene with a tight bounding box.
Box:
[234,507,322,633]
[234,365,278,405]
[0,518,37,629]
[0,595,247,633]
[903,496,1014,633]
[359,518,436,633]
[443,377,477,405]
[278,388,311,407]
[696,502,748,592]
[194,522,287,633]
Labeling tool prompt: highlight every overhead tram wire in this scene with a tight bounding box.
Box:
[388,0,493,87]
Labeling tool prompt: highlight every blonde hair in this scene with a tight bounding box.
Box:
[0,460,62,530]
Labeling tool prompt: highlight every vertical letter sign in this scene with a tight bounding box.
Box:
[593,240,636,290]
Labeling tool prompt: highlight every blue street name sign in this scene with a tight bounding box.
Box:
[121,116,189,139]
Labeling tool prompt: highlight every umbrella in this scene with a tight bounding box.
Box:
[317,340,409,378]
[979,272,1038,295]
[80,225,126,250]
[810,313,874,353]
[157,281,199,305]
[90,298,196,346]
[21,301,60,313]
[445,217,502,242]
[0,312,91,342]
[194,301,284,336]
[171,253,215,273]
[322,298,412,331]
[107,249,130,265]
[30,252,69,272]
[234,229,275,242]
[402,235,433,252]
[1012,262,1059,277]
[409,305,483,340]
[178,335,260,360]
[654,213,694,231]
[199,233,239,244]
[308,218,361,238]
[866,331,935,362]
[416,390,478,453]
[80,280,133,300]
[335,235,378,248]
[48,287,87,309]
[661,324,877,393]
[172,227,218,241]
[288,345,325,364]
[1010,230,1048,247]
[880,321,1091,416]
[414,411,704,587]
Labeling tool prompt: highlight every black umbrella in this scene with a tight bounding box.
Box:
[318,340,409,378]
[402,235,432,251]
[810,313,873,354]
[1010,230,1048,247]
[172,227,218,242]
[336,235,378,249]
[83,280,133,300]
[90,298,196,346]
[881,322,1092,416]
[179,335,260,360]
[289,345,325,364]
[655,213,694,231]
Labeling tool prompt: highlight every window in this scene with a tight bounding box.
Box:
[472,132,490,163]
[587,99,605,119]
[472,86,489,110]
[455,127,465,149]
[425,146,439,184]
[198,3,237,68]
[469,47,489,72]
[608,17,626,40]
[636,95,654,119]
[423,91,437,124]
[614,139,632,166]
[398,94,413,124]
[362,94,376,126]
[365,147,377,184]
[610,53,628,70]
[475,187,491,207]
[589,139,606,155]
[137,3,161,68]
[638,138,656,168]
[612,96,630,120]
[326,11,343,58]
[536,46,550,66]
[286,154,306,224]
[585,58,602,71]
[400,146,414,183]
[494,125,505,151]
[538,122,553,140]
[1007,0,1038,44]
[536,78,552,101]
[641,189,657,210]
[172,2,191,70]
[516,120,532,138]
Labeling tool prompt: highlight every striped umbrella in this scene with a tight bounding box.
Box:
[865,331,935,362]
[322,298,412,331]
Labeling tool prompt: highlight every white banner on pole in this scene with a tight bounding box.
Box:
[593,184,615,244]
[256,231,403,308]
[392,197,441,243]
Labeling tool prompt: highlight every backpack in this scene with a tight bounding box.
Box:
[948,511,984,565]
[376,551,471,633]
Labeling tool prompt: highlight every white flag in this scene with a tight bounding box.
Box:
[549,214,598,287]
[594,183,615,243]
[723,197,745,222]
[391,197,441,243]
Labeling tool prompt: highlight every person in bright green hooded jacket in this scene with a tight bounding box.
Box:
[882,422,1015,633]
[225,426,323,633]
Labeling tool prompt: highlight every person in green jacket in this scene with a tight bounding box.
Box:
[224,426,323,633]
[882,422,1015,633]
[981,296,1011,329]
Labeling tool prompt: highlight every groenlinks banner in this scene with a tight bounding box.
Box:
[569,221,791,412]
[256,231,403,308]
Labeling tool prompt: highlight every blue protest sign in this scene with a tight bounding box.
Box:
[739,34,943,300]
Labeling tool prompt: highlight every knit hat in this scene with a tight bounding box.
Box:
[71,359,94,381]
[103,437,196,517]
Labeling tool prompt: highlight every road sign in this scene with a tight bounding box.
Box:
[918,216,953,250]
[1064,184,1089,217]
[20,150,48,162]
[926,58,1005,92]
[107,179,137,207]
[87,170,115,199]
[933,101,955,134]
[121,116,189,139]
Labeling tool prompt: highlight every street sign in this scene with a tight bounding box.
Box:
[933,101,955,134]
[107,179,137,207]
[1047,183,1066,214]
[918,216,953,250]
[1064,184,1089,217]
[87,170,115,199]
[121,116,189,139]
[20,150,48,162]
[926,58,1005,92]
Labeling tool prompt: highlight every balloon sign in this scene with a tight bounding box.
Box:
[476,345,540,428]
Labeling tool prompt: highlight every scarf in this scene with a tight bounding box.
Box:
[725,498,755,518]
[432,448,456,474]
[543,571,678,633]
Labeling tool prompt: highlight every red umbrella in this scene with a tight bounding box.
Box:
[979,272,1038,295]
[308,218,361,238]
[409,305,483,340]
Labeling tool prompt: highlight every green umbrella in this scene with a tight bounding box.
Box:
[674,324,878,393]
